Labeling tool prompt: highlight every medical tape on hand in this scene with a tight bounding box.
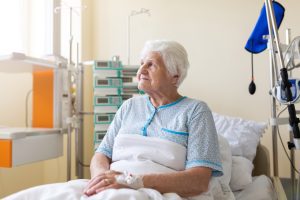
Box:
[115,171,144,189]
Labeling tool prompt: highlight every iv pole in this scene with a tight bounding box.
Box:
[54,4,86,181]
[265,0,300,172]
[265,1,300,199]
[127,8,150,65]
[265,0,280,178]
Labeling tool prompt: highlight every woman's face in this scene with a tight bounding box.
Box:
[137,51,177,93]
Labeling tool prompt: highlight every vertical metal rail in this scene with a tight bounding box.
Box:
[53,0,61,56]
[265,2,298,199]
[286,28,296,200]
[269,52,279,177]
[265,0,285,70]
[66,68,72,181]
[75,47,84,178]
[67,6,74,182]
[265,0,279,177]
[127,15,131,65]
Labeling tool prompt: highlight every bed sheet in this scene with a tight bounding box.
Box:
[4,176,276,200]
[233,175,276,200]
[3,179,229,200]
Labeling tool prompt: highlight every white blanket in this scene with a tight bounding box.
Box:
[111,134,187,173]
[4,134,234,200]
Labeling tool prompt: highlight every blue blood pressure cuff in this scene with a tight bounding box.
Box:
[245,1,285,54]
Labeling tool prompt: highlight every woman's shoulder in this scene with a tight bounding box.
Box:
[182,97,211,113]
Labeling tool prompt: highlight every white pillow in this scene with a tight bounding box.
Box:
[217,135,232,185]
[229,156,254,191]
[213,112,267,161]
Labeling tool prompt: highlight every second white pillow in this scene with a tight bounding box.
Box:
[229,156,254,191]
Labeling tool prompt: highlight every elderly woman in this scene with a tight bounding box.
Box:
[83,40,223,198]
[3,40,224,200]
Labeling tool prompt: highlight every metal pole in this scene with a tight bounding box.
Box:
[269,46,279,177]
[126,9,150,66]
[66,6,74,182]
[53,0,61,56]
[75,43,84,178]
[69,7,73,65]
[127,15,131,65]
[265,0,279,177]
[66,69,72,181]
[265,0,285,70]
[286,28,296,200]
[265,0,279,80]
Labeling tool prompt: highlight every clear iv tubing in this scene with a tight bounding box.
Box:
[284,36,300,71]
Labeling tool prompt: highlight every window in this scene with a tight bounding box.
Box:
[0,0,58,57]
[0,0,27,55]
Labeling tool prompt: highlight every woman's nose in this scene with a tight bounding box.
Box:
[137,64,147,74]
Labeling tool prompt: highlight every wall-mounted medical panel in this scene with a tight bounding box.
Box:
[32,69,65,129]
[0,52,58,73]
[122,67,139,77]
[0,52,66,130]
[92,66,139,78]
[94,124,110,132]
[0,52,67,168]
[93,95,121,113]
[122,83,141,94]
[94,76,133,88]
[94,113,115,124]
[94,106,119,114]
[93,85,140,96]
[93,130,106,151]
[93,70,122,78]
[86,58,141,152]
[94,95,123,106]
[94,60,123,70]
[94,77,123,88]
[0,128,63,168]
[94,130,106,142]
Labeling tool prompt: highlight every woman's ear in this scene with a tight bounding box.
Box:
[172,75,179,85]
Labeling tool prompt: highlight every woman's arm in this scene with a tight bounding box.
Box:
[85,153,211,197]
[143,167,211,197]
[90,152,111,178]
[84,153,114,196]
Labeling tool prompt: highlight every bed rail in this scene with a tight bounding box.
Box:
[273,176,288,200]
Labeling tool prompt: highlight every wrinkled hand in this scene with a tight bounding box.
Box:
[83,170,126,196]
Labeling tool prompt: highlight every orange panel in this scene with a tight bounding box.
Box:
[0,140,12,168]
[32,70,54,128]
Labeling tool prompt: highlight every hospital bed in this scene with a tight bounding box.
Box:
[234,143,287,200]
[2,112,287,200]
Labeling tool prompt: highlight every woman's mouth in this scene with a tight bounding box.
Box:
[140,76,149,81]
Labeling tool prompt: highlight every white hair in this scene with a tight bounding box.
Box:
[140,40,189,87]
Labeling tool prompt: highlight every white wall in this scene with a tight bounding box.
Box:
[85,0,300,178]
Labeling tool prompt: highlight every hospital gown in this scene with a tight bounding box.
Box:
[97,95,223,176]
